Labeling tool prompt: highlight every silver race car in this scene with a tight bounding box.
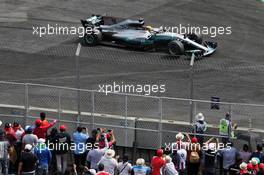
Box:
[81,15,217,58]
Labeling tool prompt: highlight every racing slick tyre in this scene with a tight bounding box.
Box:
[83,30,102,46]
[168,40,185,56]
[187,33,203,44]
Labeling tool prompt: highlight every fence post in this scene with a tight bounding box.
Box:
[158,98,163,148]
[229,104,232,116]
[24,83,29,127]
[58,89,61,126]
[125,95,128,147]
[77,89,81,126]
[91,91,95,129]
[189,99,194,124]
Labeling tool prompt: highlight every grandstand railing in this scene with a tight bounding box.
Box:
[0,81,263,149]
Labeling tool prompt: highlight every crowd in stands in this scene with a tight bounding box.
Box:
[0,112,263,175]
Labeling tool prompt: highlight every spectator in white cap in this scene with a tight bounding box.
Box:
[97,149,118,175]
[34,138,51,175]
[131,158,151,175]
[193,112,207,145]
[18,144,38,175]
[174,132,187,150]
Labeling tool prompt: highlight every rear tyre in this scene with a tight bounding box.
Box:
[83,30,102,46]
[168,40,185,56]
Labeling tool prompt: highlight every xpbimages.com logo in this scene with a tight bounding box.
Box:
[160,24,232,38]
[32,24,100,37]
[98,82,166,95]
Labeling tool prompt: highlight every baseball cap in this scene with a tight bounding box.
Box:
[59,125,66,131]
[26,126,33,133]
[259,163,264,170]
[156,149,163,157]
[247,163,253,170]
[191,137,198,143]
[4,123,11,128]
[35,119,42,126]
[176,132,184,140]
[38,138,46,143]
[196,113,205,121]
[25,144,33,151]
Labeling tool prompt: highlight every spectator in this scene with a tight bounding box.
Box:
[259,163,264,175]
[186,134,201,175]
[202,138,218,175]
[73,126,89,167]
[85,129,98,171]
[0,129,9,175]
[73,164,96,175]
[172,132,187,151]
[13,122,24,142]
[4,123,17,145]
[131,158,151,175]
[175,145,187,175]
[40,112,49,127]
[239,162,249,175]
[239,144,252,163]
[96,163,111,175]
[163,156,178,175]
[151,149,165,175]
[46,127,58,173]
[22,126,38,149]
[218,142,239,175]
[34,138,52,175]
[87,134,109,171]
[194,113,207,145]
[219,113,237,143]
[251,144,264,163]
[96,129,116,149]
[117,154,132,175]
[18,144,38,175]
[98,149,118,175]
[33,119,57,139]
[53,125,71,174]
[251,157,260,174]
[86,129,98,151]
[13,122,24,173]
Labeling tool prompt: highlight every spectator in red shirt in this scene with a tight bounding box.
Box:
[33,119,57,139]
[4,123,17,145]
[151,149,165,175]
[40,112,50,127]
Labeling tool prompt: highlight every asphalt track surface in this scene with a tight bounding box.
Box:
[0,0,263,129]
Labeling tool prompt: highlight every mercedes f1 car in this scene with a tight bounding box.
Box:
[80,15,217,58]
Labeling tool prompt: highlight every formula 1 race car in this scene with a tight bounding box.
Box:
[80,15,217,58]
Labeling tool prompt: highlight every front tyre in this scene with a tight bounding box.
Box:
[187,33,203,44]
[168,40,185,56]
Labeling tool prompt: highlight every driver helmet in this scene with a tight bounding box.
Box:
[145,25,153,31]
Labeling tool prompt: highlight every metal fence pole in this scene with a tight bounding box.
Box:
[158,98,163,148]
[24,83,29,127]
[189,52,195,124]
[58,89,61,126]
[125,95,128,147]
[91,91,95,129]
[75,43,81,126]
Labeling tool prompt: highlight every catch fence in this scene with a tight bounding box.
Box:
[0,81,263,149]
